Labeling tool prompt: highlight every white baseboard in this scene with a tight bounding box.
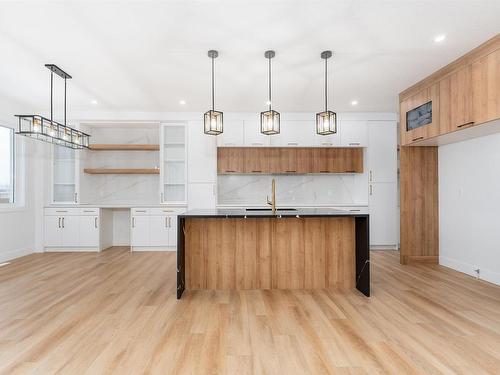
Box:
[44,247,100,252]
[440,256,500,286]
[131,246,176,252]
[0,247,33,263]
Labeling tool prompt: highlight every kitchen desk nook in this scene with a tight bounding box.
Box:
[176,208,370,299]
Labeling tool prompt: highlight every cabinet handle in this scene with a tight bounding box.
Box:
[457,121,475,128]
[287,142,299,146]
[369,171,372,182]
[345,170,356,173]
[322,142,333,146]
[58,217,61,229]
[169,217,172,227]
[224,142,236,146]
[350,209,361,212]
[56,210,68,213]
[412,136,424,142]
[251,170,262,173]
[349,142,360,146]
[162,209,174,213]
[285,170,296,173]
[135,210,147,213]
[74,192,78,203]
[83,210,95,213]
[132,217,135,228]
[62,217,65,228]
[369,185,373,195]
[251,142,263,146]
[320,170,329,173]
[160,192,164,202]
[165,217,168,228]
[225,170,236,173]
[94,217,98,229]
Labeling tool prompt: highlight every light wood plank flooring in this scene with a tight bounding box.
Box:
[1,247,500,374]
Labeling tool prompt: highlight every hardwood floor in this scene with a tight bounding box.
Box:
[1,248,500,374]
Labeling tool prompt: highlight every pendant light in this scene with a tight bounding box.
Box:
[316,51,337,135]
[204,50,223,135]
[260,50,280,135]
[15,64,90,149]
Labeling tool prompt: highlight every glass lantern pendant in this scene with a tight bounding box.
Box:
[204,50,223,135]
[316,50,337,135]
[261,50,280,135]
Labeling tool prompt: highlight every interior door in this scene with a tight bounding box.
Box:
[149,216,169,247]
[61,216,80,247]
[44,216,62,247]
[79,216,99,247]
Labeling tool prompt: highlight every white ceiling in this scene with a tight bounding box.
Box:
[0,0,498,118]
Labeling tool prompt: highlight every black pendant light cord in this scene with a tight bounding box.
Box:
[50,71,54,122]
[324,57,328,112]
[268,56,272,111]
[211,55,215,111]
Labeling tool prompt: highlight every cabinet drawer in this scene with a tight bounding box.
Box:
[131,208,151,215]
[150,207,185,216]
[79,208,100,216]
[45,207,80,216]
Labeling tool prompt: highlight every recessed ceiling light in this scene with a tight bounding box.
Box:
[351,100,358,106]
[179,100,186,105]
[434,34,446,43]
[91,99,98,105]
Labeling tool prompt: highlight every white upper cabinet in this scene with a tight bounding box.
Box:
[187,121,217,183]
[367,121,397,183]
[52,145,79,204]
[340,120,368,147]
[217,120,244,147]
[270,120,315,147]
[314,122,341,147]
[243,120,270,147]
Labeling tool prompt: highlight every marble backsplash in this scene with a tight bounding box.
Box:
[217,174,368,206]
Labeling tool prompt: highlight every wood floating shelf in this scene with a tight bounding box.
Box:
[84,168,160,175]
[89,144,160,151]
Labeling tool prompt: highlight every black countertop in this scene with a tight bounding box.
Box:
[179,208,368,218]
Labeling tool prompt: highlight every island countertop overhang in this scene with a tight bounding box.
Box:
[179,208,369,219]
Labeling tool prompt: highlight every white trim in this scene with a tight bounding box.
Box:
[440,256,500,287]
[131,246,176,252]
[44,247,100,252]
[0,247,32,263]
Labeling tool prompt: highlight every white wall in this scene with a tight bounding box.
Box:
[0,114,47,262]
[439,131,500,286]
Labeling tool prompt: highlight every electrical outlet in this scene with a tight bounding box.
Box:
[474,268,480,279]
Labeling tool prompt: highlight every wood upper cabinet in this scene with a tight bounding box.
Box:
[439,65,473,134]
[217,147,363,174]
[400,83,440,145]
[472,49,500,125]
[217,147,244,173]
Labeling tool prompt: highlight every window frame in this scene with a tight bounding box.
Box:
[0,123,25,212]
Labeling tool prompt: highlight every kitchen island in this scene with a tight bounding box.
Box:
[176,208,369,299]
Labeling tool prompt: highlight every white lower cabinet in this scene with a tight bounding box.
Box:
[369,183,398,248]
[44,207,100,251]
[130,208,183,251]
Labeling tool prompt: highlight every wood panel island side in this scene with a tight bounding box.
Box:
[176,209,370,299]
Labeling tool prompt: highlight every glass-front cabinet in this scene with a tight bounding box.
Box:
[52,145,79,203]
[160,123,187,204]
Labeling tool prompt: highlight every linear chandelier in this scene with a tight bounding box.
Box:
[15,64,90,150]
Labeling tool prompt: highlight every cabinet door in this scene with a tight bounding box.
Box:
[188,121,217,183]
[149,216,169,247]
[243,148,269,173]
[217,120,244,147]
[270,121,315,147]
[340,120,368,147]
[217,147,244,173]
[439,65,473,134]
[167,215,178,247]
[131,216,150,247]
[44,216,62,247]
[368,121,397,183]
[472,49,500,125]
[369,183,397,247]
[79,216,99,247]
[61,216,80,247]
[243,120,270,147]
[278,148,298,173]
[400,83,440,145]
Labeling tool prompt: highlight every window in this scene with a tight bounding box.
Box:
[0,126,15,204]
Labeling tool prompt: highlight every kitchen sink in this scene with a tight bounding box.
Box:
[245,208,297,212]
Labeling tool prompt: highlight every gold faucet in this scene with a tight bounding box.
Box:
[267,178,276,215]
